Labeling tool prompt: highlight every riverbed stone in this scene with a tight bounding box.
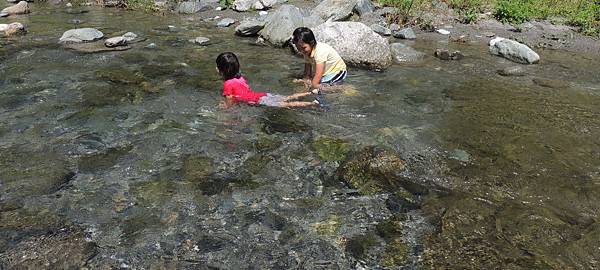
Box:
[0,22,26,36]
[314,21,392,69]
[234,0,276,11]
[64,41,131,52]
[355,0,375,16]
[235,18,266,36]
[0,1,30,17]
[390,43,425,63]
[335,146,407,195]
[217,18,235,27]
[0,228,98,269]
[489,37,540,64]
[371,24,391,36]
[182,154,214,180]
[189,36,210,45]
[259,4,322,46]
[533,78,569,89]
[311,136,351,162]
[105,36,127,47]
[434,49,463,60]
[497,66,526,76]
[59,28,104,43]
[393,27,416,39]
[261,107,310,134]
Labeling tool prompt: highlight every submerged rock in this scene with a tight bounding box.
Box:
[261,107,310,134]
[65,41,131,53]
[311,136,351,162]
[533,78,569,89]
[497,66,526,76]
[390,43,425,63]
[0,228,97,269]
[434,49,463,60]
[314,21,392,69]
[104,36,127,47]
[59,28,104,44]
[335,146,408,195]
[393,27,416,40]
[0,1,30,17]
[489,37,540,64]
[182,154,214,180]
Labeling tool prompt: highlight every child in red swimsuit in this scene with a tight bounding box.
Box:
[216,52,318,108]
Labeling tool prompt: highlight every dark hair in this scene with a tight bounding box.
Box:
[216,52,241,80]
[292,27,317,47]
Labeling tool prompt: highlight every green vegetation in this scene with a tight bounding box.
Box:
[219,0,234,8]
[376,0,600,36]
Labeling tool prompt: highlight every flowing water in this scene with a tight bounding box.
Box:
[1,4,600,269]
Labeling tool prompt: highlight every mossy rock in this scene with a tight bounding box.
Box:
[120,210,161,246]
[335,146,408,195]
[261,108,310,134]
[381,238,409,268]
[255,135,282,153]
[311,215,341,235]
[376,214,406,240]
[131,178,177,208]
[311,136,351,162]
[182,154,214,181]
[94,67,143,85]
[345,233,378,259]
[386,188,421,213]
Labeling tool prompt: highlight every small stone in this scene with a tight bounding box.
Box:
[217,18,235,27]
[436,29,450,35]
[1,22,26,36]
[69,19,84,24]
[259,10,268,16]
[1,1,30,16]
[393,27,416,40]
[434,49,463,60]
[497,66,526,76]
[389,23,400,32]
[66,2,72,7]
[144,43,158,49]
[189,36,210,45]
[105,36,127,47]
[371,24,391,36]
[483,32,495,37]
[122,32,138,42]
[215,6,223,11]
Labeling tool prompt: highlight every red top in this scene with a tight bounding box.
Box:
[222,76,266,104]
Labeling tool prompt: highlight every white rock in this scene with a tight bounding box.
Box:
[259,11,268,16]
[436,29,450,35]
[122,32,138,42]
[190,36,210,45]
[489,37,540,64]
[105,36,127,47]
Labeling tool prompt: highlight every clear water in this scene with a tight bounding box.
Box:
[1,4,600,269]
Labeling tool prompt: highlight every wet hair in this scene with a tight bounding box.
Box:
[216,52,241,80]
[292,27,317,47]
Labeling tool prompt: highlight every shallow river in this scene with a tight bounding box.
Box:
[1,4,600,269]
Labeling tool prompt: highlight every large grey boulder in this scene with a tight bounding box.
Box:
[354,0,374,16]
[59,28,104,44]
[313,0,356,21]
[0,1,30,17]
[235,18,267,36]
[489,37,540,64]
[259,5,322,46]
[390,43,425,63]
[177,0,217,14]
[314,21,392,69]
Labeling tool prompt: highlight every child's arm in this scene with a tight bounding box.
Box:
[218,95,236,109]
[310,63,325,90]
